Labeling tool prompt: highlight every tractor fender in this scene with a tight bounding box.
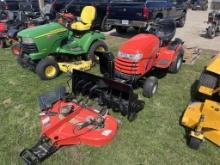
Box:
[155,44,183,69]
[79,32,105,52]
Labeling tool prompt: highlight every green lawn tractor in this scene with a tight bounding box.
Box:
[17,5,108,80]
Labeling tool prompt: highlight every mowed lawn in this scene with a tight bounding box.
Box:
[0,35,220,165]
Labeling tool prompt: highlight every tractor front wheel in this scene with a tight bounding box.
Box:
[143,76,158,98]
[168,51,183,73]
[36,58,60,80]
[188,136,203,150]
[87,40,108,65]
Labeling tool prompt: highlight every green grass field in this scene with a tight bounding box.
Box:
[0,36,219,165]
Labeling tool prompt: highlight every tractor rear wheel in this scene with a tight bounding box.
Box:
[36,58,60,80]
[168,51,183,73]
[87,40,108,66]
[188,136,203,150]
[143,76,158,98]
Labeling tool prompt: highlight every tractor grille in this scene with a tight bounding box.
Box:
[21,43,38,54]
[115,58,141,75]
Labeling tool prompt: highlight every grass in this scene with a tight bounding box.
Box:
[0,36,220,165]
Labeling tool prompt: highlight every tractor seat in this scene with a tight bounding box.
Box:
[156,19,176,43]
[71,6,96,31]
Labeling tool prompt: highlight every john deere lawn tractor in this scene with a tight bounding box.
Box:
[182,54,220,149]
[17,5,108,80]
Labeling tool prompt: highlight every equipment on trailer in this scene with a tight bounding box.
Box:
[181,54,220,149]
[20,86,118,164]
[206,0,220,39]
[190,0,208,10]
[17,4,108,80]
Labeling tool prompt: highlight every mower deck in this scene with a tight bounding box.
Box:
[20,87,118,164]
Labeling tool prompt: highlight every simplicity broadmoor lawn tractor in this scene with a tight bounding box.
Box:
[71,19,184,121]
[182,54,220,149]
[17,4,108,80]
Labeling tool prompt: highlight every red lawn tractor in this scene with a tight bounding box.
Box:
[71,19,184,121]
[99,19,184,98]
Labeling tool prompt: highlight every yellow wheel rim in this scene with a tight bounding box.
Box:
[96,46,106,52]
[95,46,106,61]
[45,66,57,78]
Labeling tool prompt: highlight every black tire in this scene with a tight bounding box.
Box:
[87,40,108,65]
[188,136,203,150]
[100,16,113,32]
[36,58,60,80]
[177,12,186,28]
[168,50,183,73]
[115,26,127,34]
[0,39,6,48]
[207,26,216,39]
[143,76,158,98]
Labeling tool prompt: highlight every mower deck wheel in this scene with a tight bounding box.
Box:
[36,58,60,80]
[188,136,203,150]
[168,51,183,73]
[87,40,108,65]
[143,76,158,98]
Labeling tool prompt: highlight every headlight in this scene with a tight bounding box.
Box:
[22,38,34,44]
[117,51,143,61]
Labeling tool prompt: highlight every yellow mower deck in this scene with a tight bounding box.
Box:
[58,60,92,73]
[182,100,220,146]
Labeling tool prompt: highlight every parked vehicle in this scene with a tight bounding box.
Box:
[4,0,52,12]
[206,0,220,38]
[182,54,220,150]
[107,0,188,34]
[17,5,108,80]
[190,0,208,10]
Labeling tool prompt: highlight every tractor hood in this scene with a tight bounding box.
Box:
[119,34,159,55]
[18,23,67,39]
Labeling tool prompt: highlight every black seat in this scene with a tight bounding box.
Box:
[155,19,176,43]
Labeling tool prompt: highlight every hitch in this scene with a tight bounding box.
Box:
[20,137,57,165]
[72,70,144,121]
